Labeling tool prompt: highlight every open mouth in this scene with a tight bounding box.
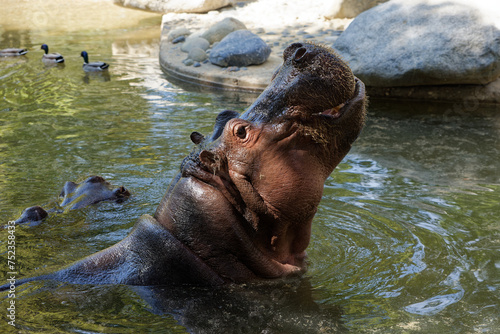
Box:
[320,78,365,120]
[322,103,345,119]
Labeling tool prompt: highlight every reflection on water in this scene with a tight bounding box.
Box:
[1,3,500,333]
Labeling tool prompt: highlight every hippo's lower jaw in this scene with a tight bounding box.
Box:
[318,79,365,119]
[322,104,344,118]
[334,77,365,118]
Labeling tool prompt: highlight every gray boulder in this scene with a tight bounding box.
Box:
[188,47,208,62]
[201,17,247,44]
[209,30,271,67]
[181,35,210,53]
[333,0,500,86]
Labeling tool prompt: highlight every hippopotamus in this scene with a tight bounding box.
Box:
[14,206,48,225]
[58,175,130,210]
[13,176,130,225]
[2,42,366,289]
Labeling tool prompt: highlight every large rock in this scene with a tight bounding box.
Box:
[209,30,271,67]
[333,0,500,86]
[115,0,233,13]
[201,17,247,44]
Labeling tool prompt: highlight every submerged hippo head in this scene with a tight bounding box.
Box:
[156,42,367,282]
[59,176,130,210]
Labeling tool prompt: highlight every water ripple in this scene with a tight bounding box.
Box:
[310,155,470,319]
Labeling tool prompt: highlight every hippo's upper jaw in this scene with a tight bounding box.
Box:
[241,43,362,124]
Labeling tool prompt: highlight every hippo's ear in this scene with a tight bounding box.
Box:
[86,176,106,184]
[199,150,218,171]
[113,186,131,201]
[190,131,205,145]
[210,110,239,141]
[60,181,77,197]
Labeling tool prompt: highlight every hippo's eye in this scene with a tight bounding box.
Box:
[235,124,247,139]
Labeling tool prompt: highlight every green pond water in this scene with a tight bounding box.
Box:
[1,6,500,334]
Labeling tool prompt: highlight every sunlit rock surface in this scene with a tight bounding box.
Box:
[115,0,233,13]
[334,0,500,86]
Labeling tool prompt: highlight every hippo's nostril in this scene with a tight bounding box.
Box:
[293,47,307,63]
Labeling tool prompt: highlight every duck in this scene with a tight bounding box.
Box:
[0,48,28,57]
[41,44,64,63]
[80,51,109,72]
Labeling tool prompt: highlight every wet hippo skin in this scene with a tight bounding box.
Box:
[58,175,130,210]
[2,43,367,289]
[14,205,48,225]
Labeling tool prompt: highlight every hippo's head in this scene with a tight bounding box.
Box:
[59,176,130,210]
[189,43,367,275]
[235,42,366,171]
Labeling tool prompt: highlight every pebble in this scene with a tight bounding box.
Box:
[188,47,208,62]
[167,27,191,42]
[183,59,194,66]
[172,36,186,44]
[181,36,210,53]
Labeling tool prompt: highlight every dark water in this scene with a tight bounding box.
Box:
[1,7,500,334]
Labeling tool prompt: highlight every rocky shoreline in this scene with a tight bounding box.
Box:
[160,14,349,92]
[155,0,500,104]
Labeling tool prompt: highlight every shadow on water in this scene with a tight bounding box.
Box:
[162,70,261,106]
[82,71,111,84]
[137,279,345,334]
